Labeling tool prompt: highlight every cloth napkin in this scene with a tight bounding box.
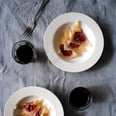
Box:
[0,0,116,116]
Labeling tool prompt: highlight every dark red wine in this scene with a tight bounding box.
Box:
[69,87,92,110]
[12,40,35,64]
[16,45,33,63]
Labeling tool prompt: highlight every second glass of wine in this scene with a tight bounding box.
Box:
[69,87,93,111]
[12,40,36,64]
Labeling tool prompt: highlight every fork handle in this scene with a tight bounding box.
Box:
[34,0,49,22]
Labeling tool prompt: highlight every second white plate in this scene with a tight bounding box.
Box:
[4,86,64,116]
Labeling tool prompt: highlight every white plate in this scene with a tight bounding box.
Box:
[44,12,104,72]
[4,86,64,116]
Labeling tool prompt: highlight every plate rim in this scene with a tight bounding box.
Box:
[44,12,104,72]
[4,86,64,116]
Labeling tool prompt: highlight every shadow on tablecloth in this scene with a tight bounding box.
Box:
[89,17,114,71]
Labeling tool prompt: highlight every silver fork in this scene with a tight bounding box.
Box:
[21,0,49,38]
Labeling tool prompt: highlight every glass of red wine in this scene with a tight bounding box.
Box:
[12,40,36,64]
[69,87,92,111]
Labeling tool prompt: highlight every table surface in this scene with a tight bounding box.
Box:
[0,0,116,116]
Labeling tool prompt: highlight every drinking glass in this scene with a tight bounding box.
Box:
[12,40,36,64]
[69,87,92,111]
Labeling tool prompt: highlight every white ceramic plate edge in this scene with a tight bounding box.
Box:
[4,86,64,116]
[44,12,104,72]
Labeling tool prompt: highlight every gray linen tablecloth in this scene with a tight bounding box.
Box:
[0,0,116,116]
